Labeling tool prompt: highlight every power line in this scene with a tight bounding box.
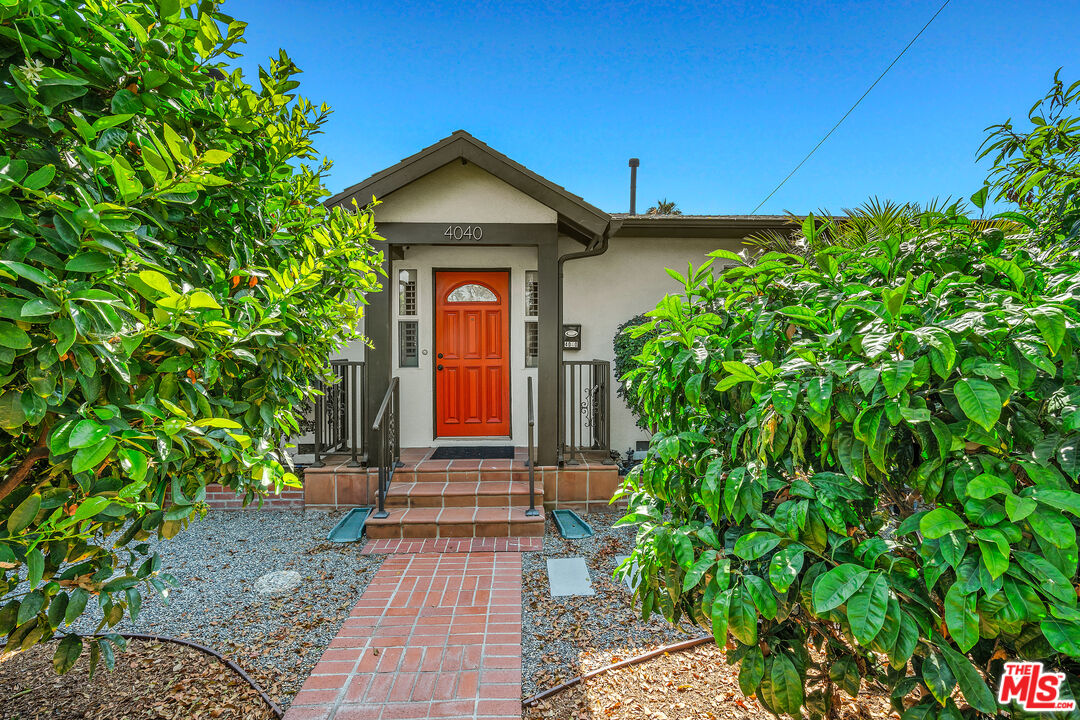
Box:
[749,0,952,215]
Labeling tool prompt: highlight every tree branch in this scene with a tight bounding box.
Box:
[0,418,52,504]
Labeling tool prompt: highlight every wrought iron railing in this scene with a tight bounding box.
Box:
[311,360,366,468]
[560,359,611,464]
[526,376,539,516]
[372,377,401,519]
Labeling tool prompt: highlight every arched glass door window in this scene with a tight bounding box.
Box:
[447,283,498,302]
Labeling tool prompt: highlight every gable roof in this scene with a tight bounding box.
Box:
[326,130,612,242]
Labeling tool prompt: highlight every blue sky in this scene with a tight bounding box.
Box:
[224,0,1078,216]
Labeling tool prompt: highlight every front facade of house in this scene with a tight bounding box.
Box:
[304,131,792,510]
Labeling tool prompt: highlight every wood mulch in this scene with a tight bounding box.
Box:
[523,642,901,720]
[0,638,276,720]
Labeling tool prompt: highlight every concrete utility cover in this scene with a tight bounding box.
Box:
[616,555,640,592]
[546,557,594,597]
[254,570,302,596]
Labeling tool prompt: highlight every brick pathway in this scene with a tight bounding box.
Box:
[284,553,523,720]
[361,537,541,555]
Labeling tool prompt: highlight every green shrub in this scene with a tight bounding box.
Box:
[619,209,1080,718]
[0,0,381,670]
[981,70,1080,246]
[614,313,657,431]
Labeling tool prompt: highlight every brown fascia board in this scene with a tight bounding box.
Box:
[610,215,798,239]
[325,131,611,242]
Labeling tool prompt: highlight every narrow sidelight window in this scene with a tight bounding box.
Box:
[525,270,539,317]
[525,321,539,368]
[398,269,417,316]
[399,320,418,367]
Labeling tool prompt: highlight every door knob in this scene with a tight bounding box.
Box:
[437,353,444,359]
[437,364,444,371]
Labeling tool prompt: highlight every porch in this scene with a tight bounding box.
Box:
[303,447,621,531]
[306,361,615,462]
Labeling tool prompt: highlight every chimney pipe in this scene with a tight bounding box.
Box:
[628,158,639,215]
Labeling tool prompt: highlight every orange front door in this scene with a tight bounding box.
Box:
[434,271,511,437]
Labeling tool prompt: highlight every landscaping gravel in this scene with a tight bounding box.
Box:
[522,509,700,699]
[68,509,383,710]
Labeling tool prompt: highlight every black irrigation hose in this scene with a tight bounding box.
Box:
[76,631,284,718]
[522,634,714,708]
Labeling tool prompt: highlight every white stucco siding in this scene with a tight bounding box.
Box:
[374,162,557,224]
[561,235,746,455]
[391,245,539,448]
[330,314,366,362]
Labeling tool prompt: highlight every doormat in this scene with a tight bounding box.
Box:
[429,446,515,460]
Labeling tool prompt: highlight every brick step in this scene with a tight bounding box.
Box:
[384,479,544,509]
[391,466,533,484]
[364,506,546,539]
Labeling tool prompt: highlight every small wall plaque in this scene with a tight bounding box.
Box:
[563,324,581,350]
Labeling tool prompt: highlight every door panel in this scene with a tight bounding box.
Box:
[435,271,511,437]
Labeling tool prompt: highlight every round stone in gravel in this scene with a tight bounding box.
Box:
[254,570,302,596]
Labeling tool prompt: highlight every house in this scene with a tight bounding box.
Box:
[286,131,793,538]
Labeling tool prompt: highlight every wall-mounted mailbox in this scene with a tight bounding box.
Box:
[562,324,581,350]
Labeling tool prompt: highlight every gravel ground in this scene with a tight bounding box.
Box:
[67,510,383,710]
[522,509,699,699]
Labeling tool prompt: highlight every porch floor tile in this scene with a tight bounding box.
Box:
[283,552,523,720]
[361,537,541,554]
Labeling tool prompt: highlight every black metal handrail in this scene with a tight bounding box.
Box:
[311,360,366,468]
[526,376,539,516]
[560,360,611,464]
[372,377,400,519]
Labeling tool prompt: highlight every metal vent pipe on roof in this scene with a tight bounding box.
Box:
[628,158,639,215]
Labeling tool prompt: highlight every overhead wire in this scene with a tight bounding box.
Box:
[749,0,953,215]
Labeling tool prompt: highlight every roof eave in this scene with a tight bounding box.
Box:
[612,216,797,239]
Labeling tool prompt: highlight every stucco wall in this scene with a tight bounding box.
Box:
[375,161,557,224]
[561,235,745,456]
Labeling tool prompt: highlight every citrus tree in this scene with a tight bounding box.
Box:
[619,77,1080,718]
[0,0,382,673]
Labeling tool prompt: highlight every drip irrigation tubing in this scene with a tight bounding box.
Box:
[72,631,284,718]
[521,634,713,708]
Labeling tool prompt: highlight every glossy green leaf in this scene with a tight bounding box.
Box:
[938,644,997,714]
[944,584,980,652]
[920,508,967,539]
[922,651,956,705]
[953,378,1002,432]
[52,635,82,674]
[733,531,781,561]
[7,493,41,533]
[812,564,869,613]
[847,573,889,645]
[769,653,804,716]
[727,586,758,645]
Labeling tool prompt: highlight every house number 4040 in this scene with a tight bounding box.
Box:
[444,225,483,241]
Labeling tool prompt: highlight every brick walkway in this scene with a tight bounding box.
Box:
[284,553,523,720]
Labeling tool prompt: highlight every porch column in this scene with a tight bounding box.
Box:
[536,234,559,466]
[364,252,393,464]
